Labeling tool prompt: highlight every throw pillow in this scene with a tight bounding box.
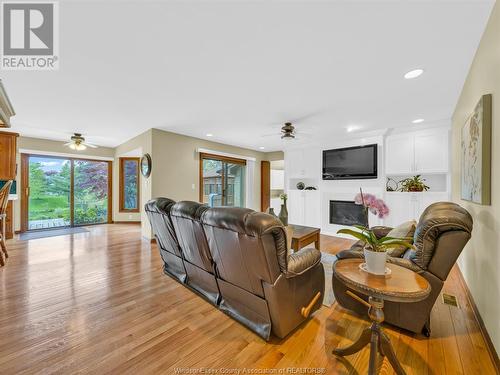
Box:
[386,220,417,257]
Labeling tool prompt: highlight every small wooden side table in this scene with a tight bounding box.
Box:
[288,224,320,251]
[332,259,431,375]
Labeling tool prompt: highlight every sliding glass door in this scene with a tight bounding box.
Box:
[74,160,110,225]
[24,154,111,230]
[200,153,246,207]
[27,156,71,230]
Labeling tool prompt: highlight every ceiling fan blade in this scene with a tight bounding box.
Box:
[295,132,313,138]
[83,142,98,148]
[261,133,279,138]
[63,142,73,146]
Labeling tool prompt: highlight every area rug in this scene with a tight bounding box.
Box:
[19,227,89,241]
[321,252,337,307]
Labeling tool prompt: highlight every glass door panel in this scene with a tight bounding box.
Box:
[201,158,223,207]
[201,156,245,208]
[28,156,71,230]
[223,162,245,207]
[73,160,109,225]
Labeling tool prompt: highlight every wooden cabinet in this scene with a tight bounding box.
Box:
[385,128,449,174]
[0,131,18,239]
[0,131,17,180]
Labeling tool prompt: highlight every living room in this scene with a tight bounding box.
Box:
[0,1,499,374]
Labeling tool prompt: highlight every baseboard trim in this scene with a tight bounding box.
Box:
[456,266,500,372]
[112,221,141,224]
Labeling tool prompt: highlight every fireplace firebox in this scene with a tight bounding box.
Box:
[329,200,368,226]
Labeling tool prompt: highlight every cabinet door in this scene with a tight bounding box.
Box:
[385,134,414,174]
[287,190,304,225]
[270,169,284,190]
[384,193,416,227]
[416,192,450,220]
[0,133,17,180]
[414,130,449,173]
[303,191,320,228]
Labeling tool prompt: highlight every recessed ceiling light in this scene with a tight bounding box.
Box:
[346,125,361,133]
[404,69,424,79]
[412,118,425,124]
[206,133,213,137]
[259,146,265,150]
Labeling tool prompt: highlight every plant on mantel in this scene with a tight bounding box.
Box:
[399,175,430,192]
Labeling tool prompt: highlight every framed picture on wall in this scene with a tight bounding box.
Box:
[461,94,492,205]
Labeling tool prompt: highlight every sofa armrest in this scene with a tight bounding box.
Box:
[286,247,322,278]
[371,226,393,239]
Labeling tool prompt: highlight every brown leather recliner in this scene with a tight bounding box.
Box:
[332,202,473,336]
[145,198,325,340]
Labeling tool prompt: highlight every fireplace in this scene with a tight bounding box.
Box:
[329,200,368,226]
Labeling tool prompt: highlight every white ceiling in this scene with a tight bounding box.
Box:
[2,0,494,151]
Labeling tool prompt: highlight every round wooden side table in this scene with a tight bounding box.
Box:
[332,259,431,375]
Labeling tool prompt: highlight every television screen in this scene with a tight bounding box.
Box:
[322,144,377,180]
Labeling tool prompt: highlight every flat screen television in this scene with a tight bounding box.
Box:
[322,144,378,180]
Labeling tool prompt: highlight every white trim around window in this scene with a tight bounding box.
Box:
[19,148,114,161]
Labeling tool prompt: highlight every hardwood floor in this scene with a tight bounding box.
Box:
[0,224,497,374]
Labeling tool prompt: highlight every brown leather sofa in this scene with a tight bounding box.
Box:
[332,202,473,336]
[145,198,325,340]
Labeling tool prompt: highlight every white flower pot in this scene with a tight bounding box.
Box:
[363,248,387,275]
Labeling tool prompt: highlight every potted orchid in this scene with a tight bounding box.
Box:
[354,190,390,224]
[337,225,415,275]
[337,189,402,274]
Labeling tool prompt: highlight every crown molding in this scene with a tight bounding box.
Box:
[0,80,15,128]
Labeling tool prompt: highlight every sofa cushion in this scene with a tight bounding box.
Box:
[386,220,417,257]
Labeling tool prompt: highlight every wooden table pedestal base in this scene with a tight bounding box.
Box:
[333,296,406,375]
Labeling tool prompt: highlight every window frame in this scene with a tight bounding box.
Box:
[119,157,140,213]
[199,153,246,205]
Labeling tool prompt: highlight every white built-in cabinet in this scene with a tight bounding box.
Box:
[287,190,321,228]
[384,192,449,227]
[270,169,284,190]
[384,127,450,227]
[385,128,449,174]
[285,148,319,179]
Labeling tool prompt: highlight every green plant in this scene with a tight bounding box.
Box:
[280,193,287,202]
[337,225,415,253]
[399,175,430,192]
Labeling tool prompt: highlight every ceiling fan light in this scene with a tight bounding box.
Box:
[76,143,87,151]
[69,143,76,150]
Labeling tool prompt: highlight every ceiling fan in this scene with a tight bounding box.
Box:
[64,133,98,151]
[262,122,312,141]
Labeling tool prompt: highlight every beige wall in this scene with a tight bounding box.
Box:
[13,136,115,231]
[11,131,281,240]
[112,129,153,238]
[451,2,500,353]
[150,128,268,210]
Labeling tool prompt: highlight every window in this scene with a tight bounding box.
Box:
[119,157,140,212]
[200,153,246,207]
